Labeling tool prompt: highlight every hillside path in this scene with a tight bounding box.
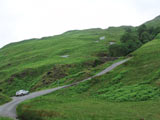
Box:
[0,58,130,120]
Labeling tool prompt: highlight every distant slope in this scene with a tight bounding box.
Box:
[17,36,160,120]
[145,15,160,27]
[0,27,127,96]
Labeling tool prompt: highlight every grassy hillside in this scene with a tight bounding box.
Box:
[0,27,128,96]
[1,15,160,119]
[0,117,12,120]
[145,15,160,27]
[0,15,159,97]
[17,37,160,120]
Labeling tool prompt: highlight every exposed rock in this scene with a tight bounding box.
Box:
[60,55,69,58]
[99,36,105,40]
[94,40,99,43]
[109,42,115,45]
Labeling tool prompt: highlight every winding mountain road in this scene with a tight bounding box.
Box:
[0,58,130,120]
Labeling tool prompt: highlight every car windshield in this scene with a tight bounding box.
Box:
[17,90,26,92]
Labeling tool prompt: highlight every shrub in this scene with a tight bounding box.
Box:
[109,44,128,57]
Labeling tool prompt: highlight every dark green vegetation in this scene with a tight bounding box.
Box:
[17,38,160,120]
[109,15,160,57]
[0,117,12,120]
[109,24,160,57]
[0,93,11,105]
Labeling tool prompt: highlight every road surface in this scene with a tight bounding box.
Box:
[0,58,130,120]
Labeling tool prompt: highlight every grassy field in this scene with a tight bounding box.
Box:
[17,95,160,120]
[17,38,160,120]
[0,117,12,120]
[0,27,128,96]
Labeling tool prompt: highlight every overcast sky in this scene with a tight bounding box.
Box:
[0,0,160,48]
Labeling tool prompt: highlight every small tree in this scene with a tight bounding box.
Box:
[138,24,147,36]
[139,31,151,43]
[120,31,142,53]
[109,44,128,57]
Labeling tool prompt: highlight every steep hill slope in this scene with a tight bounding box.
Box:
[0,27,128,96]
[1,15,160,97]
[17,36,160,120]
[0,15,160,120]
[145,15,160,27]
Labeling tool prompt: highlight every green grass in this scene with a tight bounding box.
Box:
[92,38,160,102]
[0,117,12,120]
[145,15,160,27]
[17,94,160,120]
[0,27,126,96]
[0,93,11,105]
[2,15,160,119]
[0,15,159,97]
[17,37,160,120]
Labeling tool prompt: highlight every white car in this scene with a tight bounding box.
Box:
[16,90,29,96]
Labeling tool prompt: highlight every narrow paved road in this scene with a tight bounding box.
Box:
[0,58,130,120]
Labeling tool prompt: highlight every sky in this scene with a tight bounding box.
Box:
[0,0,160,48]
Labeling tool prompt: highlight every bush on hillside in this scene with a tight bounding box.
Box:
[121,31,142,53]
[139,31,151,43]
[109,44,128,57]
